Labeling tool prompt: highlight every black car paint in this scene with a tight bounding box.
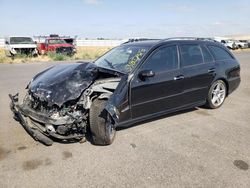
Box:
[29,62,126,107]
[105,40,240,127]
[28,41,239,126]
[9,39,240,145]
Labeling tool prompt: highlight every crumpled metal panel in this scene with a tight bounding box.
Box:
[29,62,98,107]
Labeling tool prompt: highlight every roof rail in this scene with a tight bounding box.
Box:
[121,37,218,45]
[122,38,159,44]
[161,37,217,42]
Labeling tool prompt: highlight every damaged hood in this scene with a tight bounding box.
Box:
[29,62,98,107]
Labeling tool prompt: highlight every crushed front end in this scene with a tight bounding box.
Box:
[9,62,123,146]
[9,92,88,146]
[8,63,98,146]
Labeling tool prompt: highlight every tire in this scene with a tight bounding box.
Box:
[89,99,116,145]
[206,80,227,109]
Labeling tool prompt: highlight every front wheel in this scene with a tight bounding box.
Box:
[89,99,116,145]
[206,80,227,109]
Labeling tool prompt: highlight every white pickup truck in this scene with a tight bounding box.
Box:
[219,39,237,50]
[5,36,38,57]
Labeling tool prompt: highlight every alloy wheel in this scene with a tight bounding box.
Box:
[211,82,226,107]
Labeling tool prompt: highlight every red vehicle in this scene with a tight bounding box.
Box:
[36,35,76,55]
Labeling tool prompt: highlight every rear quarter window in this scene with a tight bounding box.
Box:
[207,45,234,61]
[201,45,213,63]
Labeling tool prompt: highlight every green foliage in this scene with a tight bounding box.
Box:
[47,52,69,61]
[0,46,111,63]
[0,55,13,63]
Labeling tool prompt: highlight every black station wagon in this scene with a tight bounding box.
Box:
[10,38,241,146]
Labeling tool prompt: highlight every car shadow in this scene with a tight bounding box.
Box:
[116,107,199,131]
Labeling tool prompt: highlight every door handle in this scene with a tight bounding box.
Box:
[174,75,184,81]
[208,68,215,73]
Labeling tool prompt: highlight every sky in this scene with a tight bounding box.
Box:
[0,0,250,38]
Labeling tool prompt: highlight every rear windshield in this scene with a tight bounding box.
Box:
[207,45,234,61]
[10,37,34,44]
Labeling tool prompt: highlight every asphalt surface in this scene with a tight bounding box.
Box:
[0,52,250,188]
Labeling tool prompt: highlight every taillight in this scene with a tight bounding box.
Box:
[229,67,240,77]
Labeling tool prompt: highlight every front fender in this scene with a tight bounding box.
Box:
[105,102,119,124]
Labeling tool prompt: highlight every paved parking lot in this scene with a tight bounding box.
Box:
[0,51,250,187]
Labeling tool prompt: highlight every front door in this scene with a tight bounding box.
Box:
[130,45,184,119]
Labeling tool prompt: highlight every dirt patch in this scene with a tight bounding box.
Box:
[233,160,249,171]
[195,110,210,116]
[130,143,137,149]
[0,147,11,161]
[23,159,43,171]
[191,134,200,139]
[44,158,52,166]
[17,146,27,151]
[22,158,52,171]
[198,165,205,172]
[62,151,73,160]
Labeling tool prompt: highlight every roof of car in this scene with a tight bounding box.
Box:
[5,36,34,39]
[121,38,221,48]
[122,39,161,47]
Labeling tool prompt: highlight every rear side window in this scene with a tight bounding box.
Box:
[208,45,234,61]
[201,46,213,63]
[141,45,178,72]
[180,44,203,67]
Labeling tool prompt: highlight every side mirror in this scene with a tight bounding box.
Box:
[138,70,155,81]
[5,41,9,45]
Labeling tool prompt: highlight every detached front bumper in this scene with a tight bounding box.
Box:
[9,94,54,146]
[9,94,85,146]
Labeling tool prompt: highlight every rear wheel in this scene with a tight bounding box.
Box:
[89,99,116,145]
[206,80,227,109]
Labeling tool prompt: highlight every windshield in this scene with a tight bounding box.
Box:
[48,39,67,44]
[10,37,34,44]
[95,45,149,73]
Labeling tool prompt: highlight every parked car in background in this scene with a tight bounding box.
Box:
[214,38,237,50]
[10,38,241,146]
[233,40,248,49]
[239,40,250,48]
[4,36,38,57]
[245,40,250,48]
[36,34,76,56]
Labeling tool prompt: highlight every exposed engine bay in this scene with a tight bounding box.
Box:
[9,62,122,146]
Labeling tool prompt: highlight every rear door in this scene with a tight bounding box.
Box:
[130,45,184,118]
[179,43,216,105]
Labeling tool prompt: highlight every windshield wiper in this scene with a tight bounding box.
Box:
[104,59,115,69]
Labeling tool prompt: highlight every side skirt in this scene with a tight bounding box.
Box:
[117,100,206,128]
